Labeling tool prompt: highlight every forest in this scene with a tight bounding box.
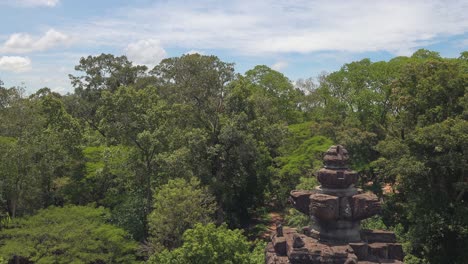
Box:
[0,49,466,264]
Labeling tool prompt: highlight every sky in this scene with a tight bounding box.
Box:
[0,0,467,94]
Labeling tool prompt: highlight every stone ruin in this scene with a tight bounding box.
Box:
[266,145,404,264]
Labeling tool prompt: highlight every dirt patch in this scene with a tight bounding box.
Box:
[260,212,284,239]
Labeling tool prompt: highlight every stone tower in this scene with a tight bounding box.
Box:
[266,145,404,263]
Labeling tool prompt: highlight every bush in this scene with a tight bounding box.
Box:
[0,205,138,263]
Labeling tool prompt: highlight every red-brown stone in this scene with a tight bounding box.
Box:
[361,230,396,243]
[290,190,314,215]
[352,193,381,220]
[310,193,339,221]
[368,243,388,259]
[317,168,358,188]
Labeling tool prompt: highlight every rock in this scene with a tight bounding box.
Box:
[349,242,368,260]
[323,145,350,169]
[387,243,404,261]
[273,236,287,256]
[340,196,353,220]
[368,243,388,259]
[266,242,290,264]
[310,193,339,221]
[293,234,305,248]
[361,230,396,243]
[378,259,403,264]
[290,190,314,215]
[276,222,284,237]
[352,193,381,220]
[265,145,404,263]
[317,168,358,188]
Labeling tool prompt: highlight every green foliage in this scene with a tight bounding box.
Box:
[361,215,388,230]
[0,205,138,263]
[149,223,253,264]
[374,118,468,263]
[284,208,310,229]
[245,65,304,123]
[1,50,467,263]
[284,177,319,229]
[249,240,267,264]
[295,176,319,190]
[274,134,332,205]
[148,177,216,252]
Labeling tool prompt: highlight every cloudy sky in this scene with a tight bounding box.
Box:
[0,0,467,94]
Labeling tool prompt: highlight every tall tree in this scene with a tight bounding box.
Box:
[68,54,148,136]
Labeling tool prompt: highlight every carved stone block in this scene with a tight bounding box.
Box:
[352,193,381,220]
[317,168,358,188]
[290,190,314,215]
[310,193,339,221]
[340,196,353,220]
[323,145,349,169]
[361,229,396,243]
[273,236,287,256]
[349,242,368,260]
[387,243,404,261]
[368,243,388,259]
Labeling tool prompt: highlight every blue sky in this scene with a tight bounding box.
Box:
[0,0,467,94]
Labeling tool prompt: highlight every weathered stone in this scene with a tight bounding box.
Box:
[289,248,313,264]
[312,219,361,243]
[266,145,403,263]
[266,242,290,264]
[273,236,287,256]
[293,234,305,248]
[339,196,353,220]
[378,259,403,264]
[368,243,388,259]
[317,168,358,188]
[310,193,339,221]
[290,190,315,215]
[323,145,350,169]
[315,186,359,197]
[349,242,368,260]
[352,193,381,220]
[387,243,404,261]
[361,229,396,243]
[344,258,358,264]
[276,222,283,237]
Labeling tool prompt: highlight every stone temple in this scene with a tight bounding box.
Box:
[266,145,404,263]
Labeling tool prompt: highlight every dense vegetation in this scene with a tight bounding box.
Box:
[0,50,466,263]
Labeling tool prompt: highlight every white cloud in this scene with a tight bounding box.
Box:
[68,0,468,56]
[0,56,32,72]
[0,29,69,54]
[125,39,167,67]
[271,61,288,71]
[8,0,60,7]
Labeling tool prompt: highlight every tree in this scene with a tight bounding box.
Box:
[0,87,81,217]
[150,55,279,226]
[0,205,138,263]
[245,65,304,124]
[148,177,216,252]
[96,85,173,238]
[148,223,255,264]
[273,121,332,206]
[68,54,148,136]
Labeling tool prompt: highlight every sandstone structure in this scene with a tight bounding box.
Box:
[266,145,404,263]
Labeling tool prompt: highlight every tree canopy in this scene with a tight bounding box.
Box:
[0,206,138,263]
[0,49,466,263]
